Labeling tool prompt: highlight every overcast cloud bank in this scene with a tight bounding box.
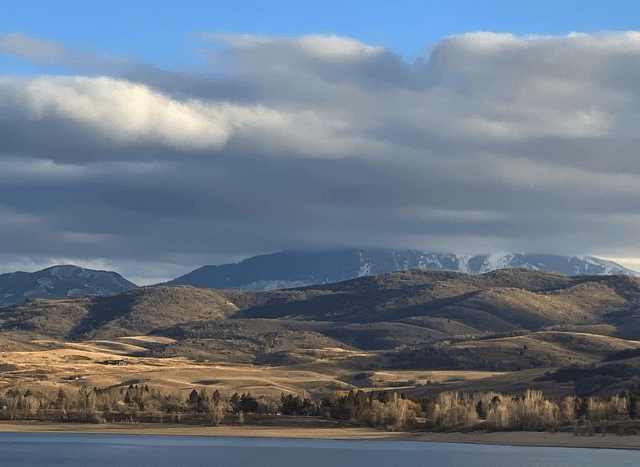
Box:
[2,31,640,283]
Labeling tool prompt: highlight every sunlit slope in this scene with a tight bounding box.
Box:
[0,286,239,340]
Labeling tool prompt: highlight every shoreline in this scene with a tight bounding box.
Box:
[2,422,640,450]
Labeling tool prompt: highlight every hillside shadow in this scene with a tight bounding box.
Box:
[321,327,398,350]
[67,292,139,340]
[235,289,409,322]
[603,307,640,340]
[235,288,488,325]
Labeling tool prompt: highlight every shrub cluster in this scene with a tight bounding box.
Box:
[537,363,636,397]
[420,389,634,430]
[539,363,635,382]
[320,389,418,430]
[605,348,640,362]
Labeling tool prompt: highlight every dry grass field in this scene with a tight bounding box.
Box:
[0,333,510,401]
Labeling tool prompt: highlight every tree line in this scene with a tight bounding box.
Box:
[3,384,640,433]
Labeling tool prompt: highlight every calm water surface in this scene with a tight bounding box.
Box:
[1,433,639,466]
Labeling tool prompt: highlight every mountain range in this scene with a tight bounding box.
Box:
[162,249,639,291]
[0,250,637,308]
[0,265,137,308]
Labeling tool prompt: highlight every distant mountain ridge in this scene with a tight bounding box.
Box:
[1,251,635,308]
[0,265,137,308]
[161,249,639,291]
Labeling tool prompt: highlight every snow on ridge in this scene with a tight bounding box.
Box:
[576,255,611,269]
[416,253,444,270]
[391,251,401,271]
[480,253,515,273]
[457,254,471,273]
[576,256,601,270]
[357,251,372,277]
[575,255,637,275]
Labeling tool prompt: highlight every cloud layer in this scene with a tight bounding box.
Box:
[2,31,640,282]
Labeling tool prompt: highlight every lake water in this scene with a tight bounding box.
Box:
[1,433,639,466]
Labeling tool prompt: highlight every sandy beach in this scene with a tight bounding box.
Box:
[2,422,640,451]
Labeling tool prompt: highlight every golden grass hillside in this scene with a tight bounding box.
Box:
[3,269,640,402]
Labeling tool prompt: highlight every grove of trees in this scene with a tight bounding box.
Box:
[2,384,640,434]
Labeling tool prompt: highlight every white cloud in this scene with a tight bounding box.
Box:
[203,32,382,60]
[22,77,236,149]
[0,76,292,151]
[296,35,382,59]
[0,76,383,158]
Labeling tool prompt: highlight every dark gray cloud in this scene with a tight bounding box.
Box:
[2,31,640,282]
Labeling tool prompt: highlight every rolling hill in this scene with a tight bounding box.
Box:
[4,268,640,359]
[3,268,640,400]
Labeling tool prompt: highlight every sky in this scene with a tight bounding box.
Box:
[2,1,640,284]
